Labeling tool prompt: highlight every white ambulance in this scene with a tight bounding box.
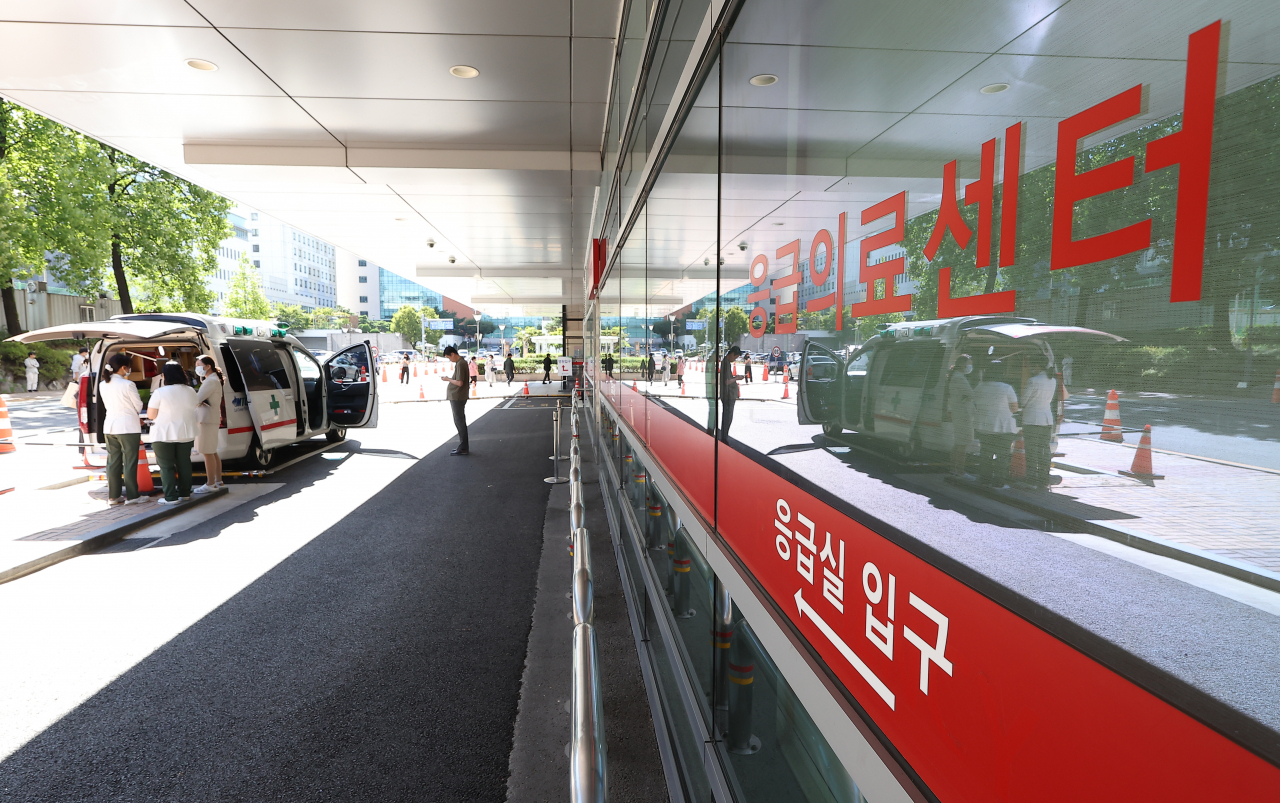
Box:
[9,313,379,469]
[797,315,1122,458]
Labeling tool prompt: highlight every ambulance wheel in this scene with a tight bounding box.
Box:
[822,421,843,438]
[326,426,347,443]
[247,436,274,470]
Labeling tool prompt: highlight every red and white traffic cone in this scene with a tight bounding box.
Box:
[1120,425,1164,479]
[632,379,638,392]
[471,382,477,398]
[1010,433,1026,478]
[1100,389,1124,442]
[413,363,418,378]
[1272,369,1280,404]
[781,374,790,399]
[762,364,769,381]
[680,382,685,396]
[418,383,425,400]
[136,442,154,494]
[522,381,530,396]
[0,396,14,456]
[381,365,389,383]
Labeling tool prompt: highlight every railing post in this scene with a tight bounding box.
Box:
[545,400,568,484]
[713,576,733,732]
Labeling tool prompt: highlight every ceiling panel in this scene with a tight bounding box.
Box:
[193,0,571,37]
[4,89,332,142]
[0,0,207,25]
[571,36,615,102]
[0,23,282,95]
[222,28,569,102]
[300,97,570,148]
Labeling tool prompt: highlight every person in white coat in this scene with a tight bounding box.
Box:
[99,353,146,505]
[147,362,199,505]
[486,354,495,386]
[972,361,1019,489]
[24,352,40,392]
[1020,361,1058,489]
[191,355,226,493]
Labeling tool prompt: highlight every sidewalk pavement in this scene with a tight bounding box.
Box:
[0,482,229,584]
[382,373,574,403]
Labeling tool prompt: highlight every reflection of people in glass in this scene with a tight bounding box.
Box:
[719,345,742,443]
[946,354,975,478]
[1061,354,1074,387]
[973,361,1019,489]
[1020,361,1057,490]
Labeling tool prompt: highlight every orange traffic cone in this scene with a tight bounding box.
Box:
[1010,433,1026,478]
[1272,369,1280,404]
[418,383,425,400]
[381,365,389,382]
[1100,390,1123,442]
[680,382,685,395]
[1120,425,1164,479]
[135,442,154,494]
[471,383,477,398]
[0,396,14,455]
[782,374,790,399]
[413,363,418,378]
[762,364,769,381]
[522,381,530,396]
[732,362,738,377]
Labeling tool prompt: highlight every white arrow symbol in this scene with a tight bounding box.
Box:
[795,589,895,710]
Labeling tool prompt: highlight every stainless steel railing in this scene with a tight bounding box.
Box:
[569,394,607,803]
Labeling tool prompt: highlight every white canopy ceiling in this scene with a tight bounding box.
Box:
[0,0,623,311]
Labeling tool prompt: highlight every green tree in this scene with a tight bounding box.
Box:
[99,144,231,314]
[390,304,422,345]
[308,306,350,330]
[225,257,271,320]
[272,303,311,331]
[0,101,112,334]
[420,305,442,346]
[723,307,749,347]
[515,325,539,355]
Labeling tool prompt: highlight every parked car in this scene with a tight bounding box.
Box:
[10,313,379,470]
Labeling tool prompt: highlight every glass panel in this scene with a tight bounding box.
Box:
[645,0,712,155]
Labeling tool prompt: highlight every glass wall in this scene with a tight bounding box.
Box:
[588,1,1280,801]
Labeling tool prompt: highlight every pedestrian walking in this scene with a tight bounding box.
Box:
[742,353,753,383]
[647,353,656,383]
[441,345,469,455]
[192,355,225,494]
[1020,360,1058,489]
[718,346,742,443]
[661,353,671,386]
[469,356,479,387]
[24,351,40,392]
[486,353,495,386]
[147,362,199,505]
[604,353,614,378]
[504,353,516,385]
[946,354,975,478]
[972,361,1019,489]
[99,353,145,506]
[676,355,685,388]
[543,354,552,384]
[400,353,411,384]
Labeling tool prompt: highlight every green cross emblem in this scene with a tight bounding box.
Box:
[890,391,902,411]
[269,394,281,412]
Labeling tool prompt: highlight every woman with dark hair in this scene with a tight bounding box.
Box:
[99,353,145,506]
[147,362,199,504]
[192,355,226,493]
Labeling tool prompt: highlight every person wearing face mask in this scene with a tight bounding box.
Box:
[946,354,976,479]
[99,353,146,506]
[192,355,226,493]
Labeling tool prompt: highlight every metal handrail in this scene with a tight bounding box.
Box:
[569,399,606,802]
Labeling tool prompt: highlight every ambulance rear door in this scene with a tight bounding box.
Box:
[797,341,843,427]
[224,338,299,450]
[324,342,379,429]
[869,341,945,445]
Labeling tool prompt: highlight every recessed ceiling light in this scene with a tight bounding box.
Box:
[450,65,480,79]
[772,221,785,226]
[185,58,218,72]
[980,82,1010,94]
[394,217,407,221]
[749,74,778,87]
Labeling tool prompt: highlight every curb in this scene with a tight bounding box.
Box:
[948,477,1280,594]
[0,486,230,586]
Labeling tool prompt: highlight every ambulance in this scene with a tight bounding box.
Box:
[797,315,1123,458]
[9,313,379,469]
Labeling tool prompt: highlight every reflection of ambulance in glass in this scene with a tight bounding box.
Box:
[9,313,379,470]
[797,315,1123,457]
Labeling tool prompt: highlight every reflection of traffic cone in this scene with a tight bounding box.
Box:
[0,397,15,455]
[1120,425,1165,479]
[136,442,154,494]
[1101,390,1123,442]
[1272,369,1280,403]
[522,382,530,396]
[1010,434,1026,478]
[782,374,790,399]
[418,383,425,400]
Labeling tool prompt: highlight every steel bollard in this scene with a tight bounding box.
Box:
[544,401,568,484]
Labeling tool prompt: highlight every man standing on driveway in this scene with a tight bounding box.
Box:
[504,352,516,385]
[440,345,469,455]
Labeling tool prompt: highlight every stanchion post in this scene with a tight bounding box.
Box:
[544,400,568,484]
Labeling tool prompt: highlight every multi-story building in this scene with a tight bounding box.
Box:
[208,208,250,314]
[243,210,338,312]
[336,251,381,320]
